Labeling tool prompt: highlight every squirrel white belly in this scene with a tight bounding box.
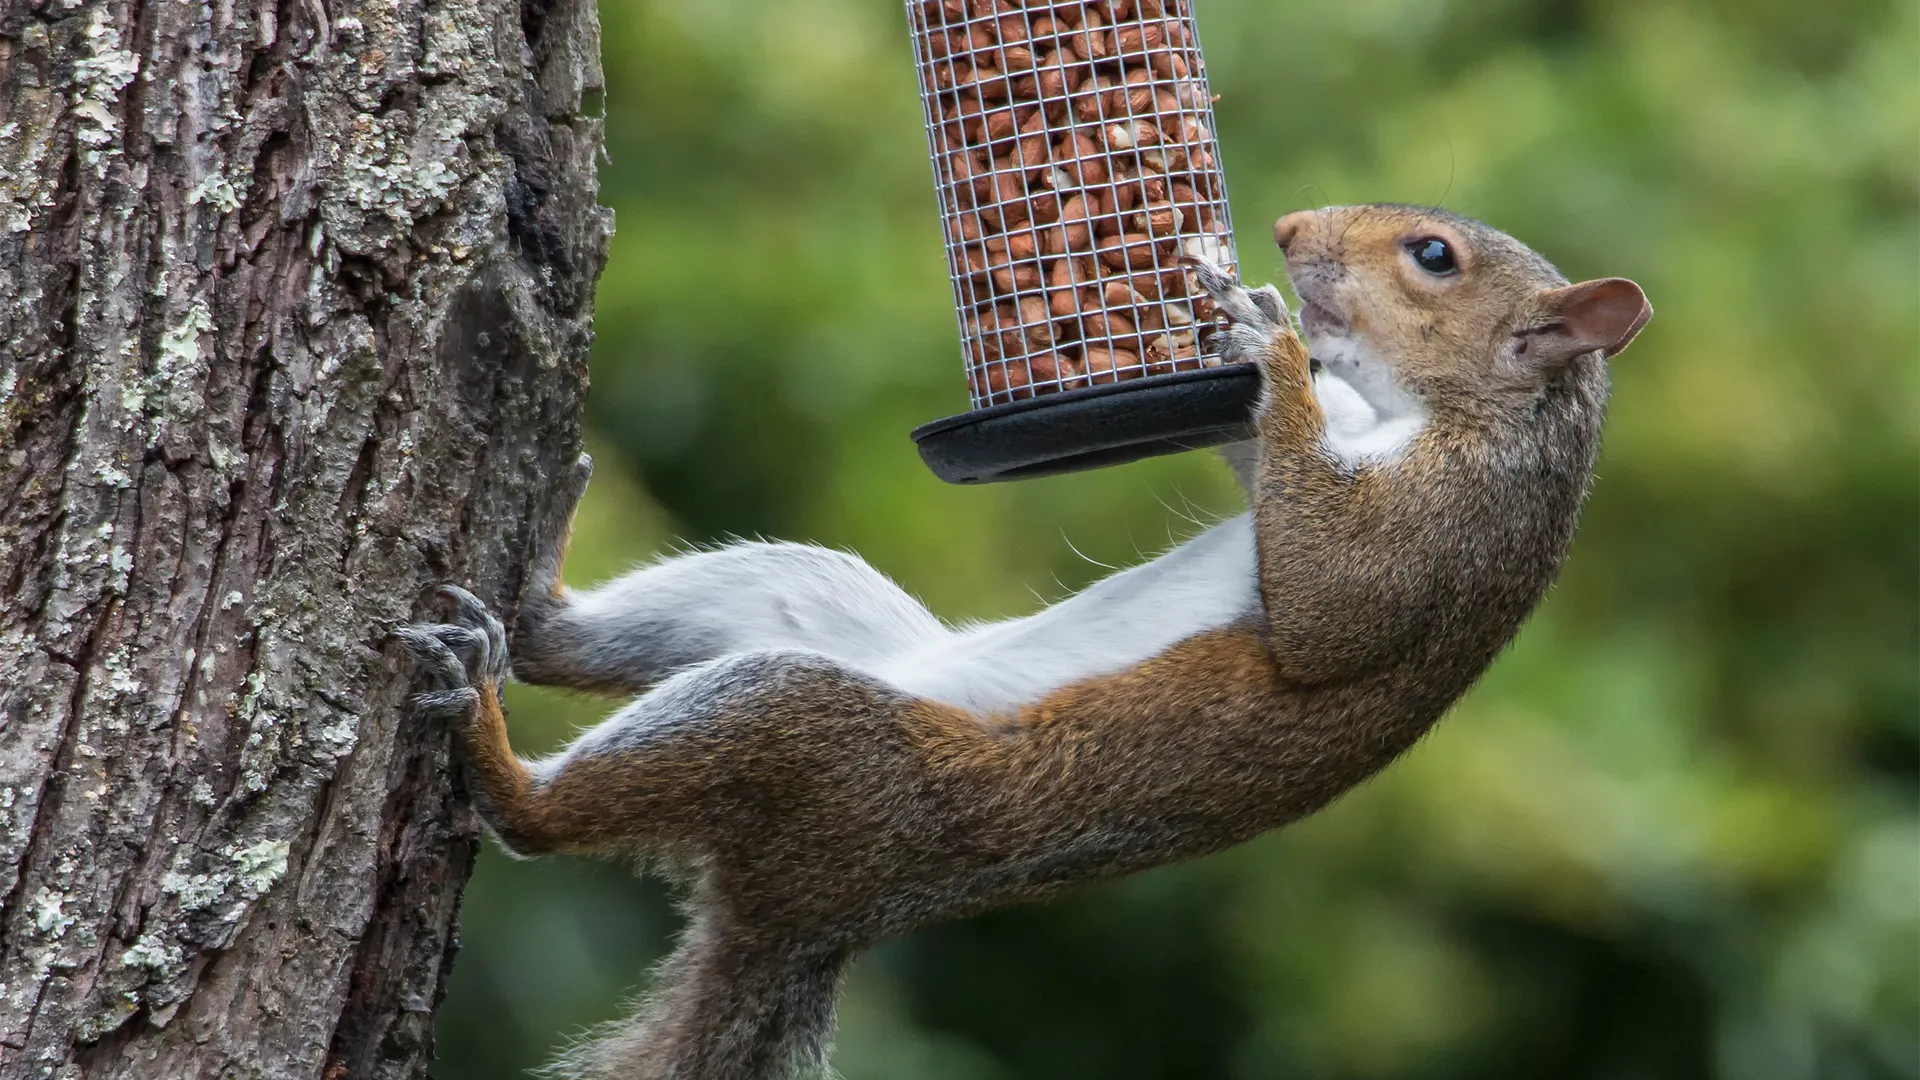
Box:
[400,203,1651,1080]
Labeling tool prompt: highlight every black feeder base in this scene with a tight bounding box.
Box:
[912,364,1262,485]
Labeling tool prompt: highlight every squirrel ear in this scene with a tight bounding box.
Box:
[1529,278,1652,363]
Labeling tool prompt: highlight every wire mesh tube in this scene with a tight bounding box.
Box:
[907,0,1242,408]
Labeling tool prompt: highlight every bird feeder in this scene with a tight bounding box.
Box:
[906,0,1259,484]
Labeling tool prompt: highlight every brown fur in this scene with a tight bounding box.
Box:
[404,204,1650,1079]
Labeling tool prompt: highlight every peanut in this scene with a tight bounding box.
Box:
[1017,295,1056,348]
[1147,49,1190,81]
[1133,200,1183,236]
[1048,265,1081,317]
[1027,352,1066,383]
[1082,346,1140,382]
[987,249,1042,294]
[1115,23,1166,55]
[1102,279,1147,307]
[1075,10,1117,61]
[1050,194,1089,250]
[1082,310,1138,340]
[984,360,1034,399]
[1056,131,1108,186]
[1096,231,1158,271]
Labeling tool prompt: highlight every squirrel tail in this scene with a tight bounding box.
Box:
[544,911,849,1080]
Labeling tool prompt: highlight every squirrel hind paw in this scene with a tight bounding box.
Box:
[412,686,482,721]
[433,586,509,679]
[398,622,494,721]
[398,624,474,686]
[400,584,509,688]
[436,584,494,628]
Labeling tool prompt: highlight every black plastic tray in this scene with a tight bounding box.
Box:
[912,364,1262,484]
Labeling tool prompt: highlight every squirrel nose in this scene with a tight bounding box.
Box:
[1273,211,1312,253]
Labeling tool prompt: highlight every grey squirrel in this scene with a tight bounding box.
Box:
[400,203,1651,1079]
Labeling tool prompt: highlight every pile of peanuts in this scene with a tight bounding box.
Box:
[911,0,1238,406]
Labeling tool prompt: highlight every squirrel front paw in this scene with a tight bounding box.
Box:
[398,586,510,720]
[1183,257,1294,365]
[1185,257,1313,399]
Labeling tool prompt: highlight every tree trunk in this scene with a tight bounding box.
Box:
[0,0,608,1071]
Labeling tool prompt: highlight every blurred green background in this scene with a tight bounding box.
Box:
[434,0,1919,1076]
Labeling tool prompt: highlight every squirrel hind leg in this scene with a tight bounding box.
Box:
[511,453,613,691]
[527,452,595,604]
[401,587,570,856]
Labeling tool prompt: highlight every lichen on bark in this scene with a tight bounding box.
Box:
[0,0,609,1072]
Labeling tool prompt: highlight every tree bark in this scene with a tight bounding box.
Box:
[0,0,608,1072]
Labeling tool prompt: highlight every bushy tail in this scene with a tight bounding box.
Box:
[544,915,849,1080]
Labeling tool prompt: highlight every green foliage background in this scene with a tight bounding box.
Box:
[434,0,1919,1076]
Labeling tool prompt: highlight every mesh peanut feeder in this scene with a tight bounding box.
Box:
[906,0,1259,484]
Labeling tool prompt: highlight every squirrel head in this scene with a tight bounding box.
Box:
[1272,204,1651,417]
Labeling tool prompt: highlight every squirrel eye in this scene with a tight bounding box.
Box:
[1406,237,1457,276]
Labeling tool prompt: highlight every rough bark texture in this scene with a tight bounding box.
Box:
[0,0,608,1072]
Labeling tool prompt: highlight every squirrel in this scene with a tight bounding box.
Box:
[399,203,1651,1080]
